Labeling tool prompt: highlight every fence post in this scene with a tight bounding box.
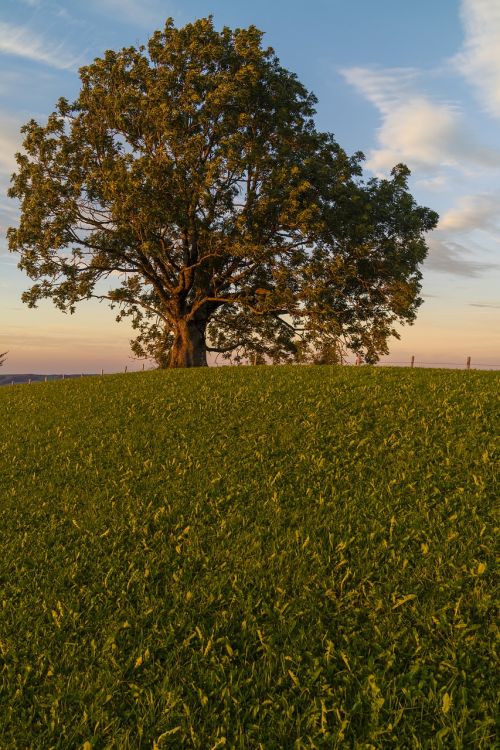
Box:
[29,378,31,385]
[466,356,471,370]
[411,355,415,368]
[101,368,104,376]
[45,376,47,383]
[124,365,127,373]
[142,362,145,371]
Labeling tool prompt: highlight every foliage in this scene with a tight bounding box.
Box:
[8,18,438,367]
[0,352,6,366]
[0,366,497,747]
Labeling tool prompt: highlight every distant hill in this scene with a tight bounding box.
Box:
[0,374,93,386]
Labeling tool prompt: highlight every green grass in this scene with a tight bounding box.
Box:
[0,365,498,749]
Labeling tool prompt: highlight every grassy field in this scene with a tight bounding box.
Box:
[0,365,497,749]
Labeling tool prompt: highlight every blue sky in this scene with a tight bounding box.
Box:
[1,0,499,371]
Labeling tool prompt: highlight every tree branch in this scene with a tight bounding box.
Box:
[206,341,246,353]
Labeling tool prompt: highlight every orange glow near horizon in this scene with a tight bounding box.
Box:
[2,294,499,373]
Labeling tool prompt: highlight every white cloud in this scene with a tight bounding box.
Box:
[456,0,500,119]
[341,66,500,175]
[364,97,466,173]
[439,194,500,232]
[0,21,80,71]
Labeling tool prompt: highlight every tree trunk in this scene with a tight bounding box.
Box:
[169,317,208,368]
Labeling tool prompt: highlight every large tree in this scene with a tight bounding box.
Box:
[8,18,438,367]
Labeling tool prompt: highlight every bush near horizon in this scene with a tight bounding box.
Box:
[0,366,497,748]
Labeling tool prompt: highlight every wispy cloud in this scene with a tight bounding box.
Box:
[415,174,449,192]
[439,194,500,232]
[0,21,81,70]
[456,0,500,119]
[426,192,500,277]
[341,67,419,115]
[425,235,499,277]
[0,118,24,177]
[341,66,500,174]
[88,0,178,29]
[0,136,20,176]
[0,123,23,240]
[469,302,500,308]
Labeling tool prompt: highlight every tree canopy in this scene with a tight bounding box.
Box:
[8,17,438,367]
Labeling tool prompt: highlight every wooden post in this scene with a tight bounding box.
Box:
[124,365,128,373]
[11,380,13,386]
[142,362,145,371]
[466,356,471,370]
[45,376,47,383]
[411,355,415,368]
[101,368,104,376]
[29,378,31,385]
[62,373,65,380]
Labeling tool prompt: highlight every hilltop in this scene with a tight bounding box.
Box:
[0,366,497,747]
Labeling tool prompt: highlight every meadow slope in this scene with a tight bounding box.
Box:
[0,366,498,748]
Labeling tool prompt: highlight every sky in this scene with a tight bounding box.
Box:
[0,0,499,372]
